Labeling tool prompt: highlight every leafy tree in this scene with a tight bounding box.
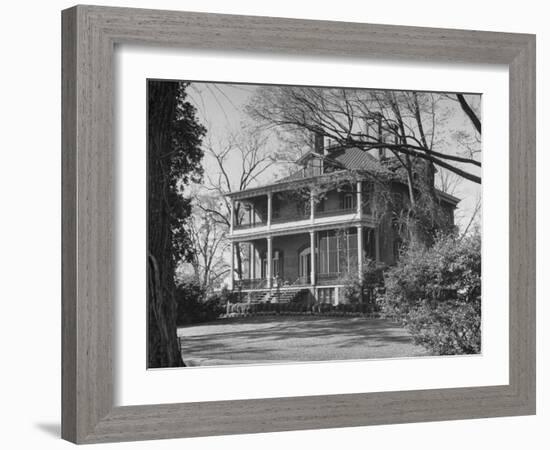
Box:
[174,280,224,326]
[147,80,206,368]
[380,230,481,354]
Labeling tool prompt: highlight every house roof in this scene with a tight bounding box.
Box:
[276,147,393,184]
[226,146,460,206]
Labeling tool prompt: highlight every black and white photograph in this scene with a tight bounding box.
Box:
[147,80,482,369]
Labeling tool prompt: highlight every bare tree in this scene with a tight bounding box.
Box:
[248,87,472,243]
[197,130,277,280]
[436,168,461,196]
[247,87,481,184]
[184,198,231,289]
[456,93,482,134]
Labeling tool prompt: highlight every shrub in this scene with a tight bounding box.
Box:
[341,259,386,313]
[380,230,481,355]
[174,281,225,326]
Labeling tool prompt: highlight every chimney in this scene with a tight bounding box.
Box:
[376,115,386,160]
[313,131,324,155]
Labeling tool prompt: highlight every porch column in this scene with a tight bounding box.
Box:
[356,181,363,219]
[357,226,363,276]
[310,231,316,286]
[250,242,256,280]
[230,200,235,234]
[229,241,235,290]
[310,190,315,224]
[248,242,254,279]
[267,193,273,228]
[267,236,273,288]
[375,227,380,262]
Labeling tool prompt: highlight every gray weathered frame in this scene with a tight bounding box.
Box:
[62,5,536,444]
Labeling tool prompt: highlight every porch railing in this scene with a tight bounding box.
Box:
[236,278,268,290]
[271,212,309,224]
[314,207,355,218]
[234,220,265,230]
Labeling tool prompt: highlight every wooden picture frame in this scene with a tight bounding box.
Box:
[61,5,536,444]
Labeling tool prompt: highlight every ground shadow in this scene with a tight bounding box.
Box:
[179,316,428,364]
[35,422,61,438]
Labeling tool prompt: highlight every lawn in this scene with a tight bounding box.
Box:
[177,315,429,366]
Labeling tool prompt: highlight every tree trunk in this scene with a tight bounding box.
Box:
[147,81,185,368]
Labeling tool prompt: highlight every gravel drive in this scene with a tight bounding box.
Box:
[177,315,429,366]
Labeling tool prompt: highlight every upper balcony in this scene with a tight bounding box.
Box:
[230,180,376,238]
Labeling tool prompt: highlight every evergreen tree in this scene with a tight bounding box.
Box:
[147,81,206,368]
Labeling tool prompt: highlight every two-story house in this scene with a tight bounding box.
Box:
[226,135,459,305]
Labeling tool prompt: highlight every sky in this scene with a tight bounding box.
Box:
[185,82,481,233]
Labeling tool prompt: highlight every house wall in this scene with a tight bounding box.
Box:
[250,234,310,285]
[244,228,381,283]
[237,181,455,270]
[239,195,268,225]
[273,192,308,220]
[317,188,351,212]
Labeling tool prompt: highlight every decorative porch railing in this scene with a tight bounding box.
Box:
[234,221,265,230]
[236,278,268,290]
[271,212,309,224]
[314,207,355,218]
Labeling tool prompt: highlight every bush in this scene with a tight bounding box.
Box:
[341,259,386,313]
[174,282,225,326]
[380,230,481,355]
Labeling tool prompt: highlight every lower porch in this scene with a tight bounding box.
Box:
[230,227,379,300]
[231,284,355,307]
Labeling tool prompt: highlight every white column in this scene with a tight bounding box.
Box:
[230,200,235,234]
[229,242,235,290]
[267,237,272,288]
[356,181,363,219]
[310,190,315,224]
[357,226,363,276]
[250,241,255,279]
[375,227,380,262]
[267,193,273,228]
[248,243,253,279]
[310,231,316,286]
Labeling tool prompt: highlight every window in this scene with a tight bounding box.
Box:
[343,193,354,210]
[261,250,284,278]
[318,229,357,275]
[318,288,335,304]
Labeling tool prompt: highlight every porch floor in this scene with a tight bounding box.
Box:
[177,315,429,366]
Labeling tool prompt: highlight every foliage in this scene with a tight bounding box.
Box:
[379,230,481,355]
[341,259,386,313]
[147,80,206,368]
[209,286,241,305]
[168,83,208,265]
[225,301,374,317]
[174,281,225,326]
